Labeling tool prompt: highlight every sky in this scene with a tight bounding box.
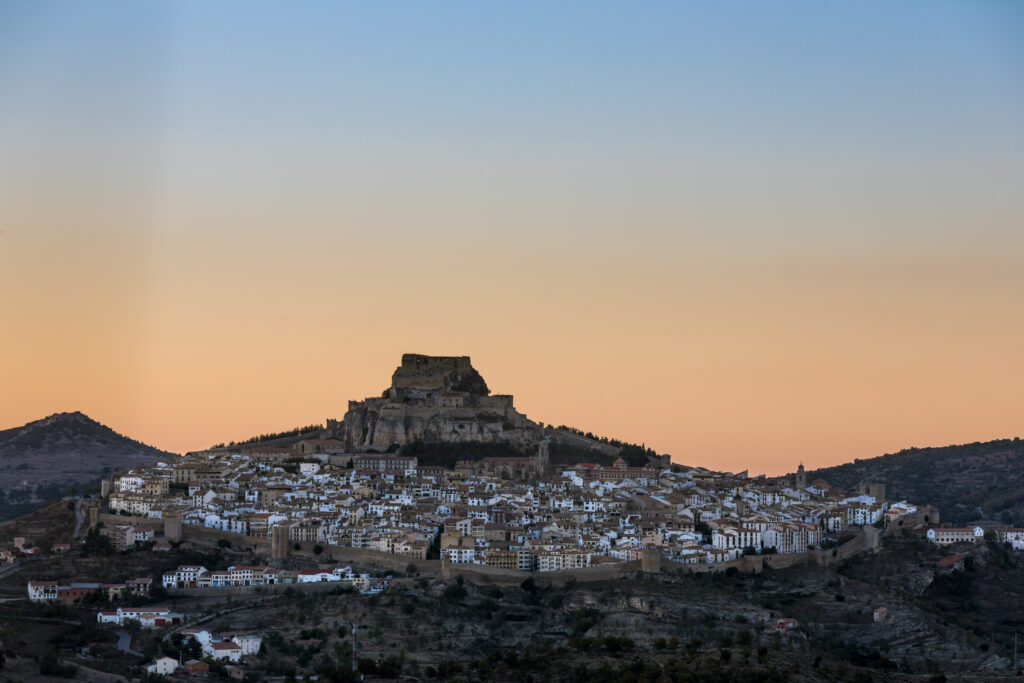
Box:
[1,1,1023,475]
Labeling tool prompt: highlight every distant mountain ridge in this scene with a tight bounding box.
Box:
[0,411,175,521]
[807,438,1024,525]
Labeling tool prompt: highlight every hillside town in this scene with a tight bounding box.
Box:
[102,442,922,571]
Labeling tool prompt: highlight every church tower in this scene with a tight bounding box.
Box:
[795,463,807,490]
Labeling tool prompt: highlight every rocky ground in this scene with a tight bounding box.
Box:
[0,519,1022,681]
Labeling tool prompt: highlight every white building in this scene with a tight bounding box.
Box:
[27,581,58,602]
[205,641,242,662]
[146,657,179,675]
[995,528,1024,550]
[96,607,183,627]
[232,634,263,656]
[927,527,983,545]
[163,565,208,589]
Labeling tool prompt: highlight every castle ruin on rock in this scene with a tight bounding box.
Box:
[332,354,544,451]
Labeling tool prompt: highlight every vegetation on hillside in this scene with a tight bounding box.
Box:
[0,412,170,522]
[209,424,324,449]
[400,440,528,469]
[551,425,664,467]
[808,438,1024,525]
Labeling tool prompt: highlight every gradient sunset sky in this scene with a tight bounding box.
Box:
[2,2,1023,475]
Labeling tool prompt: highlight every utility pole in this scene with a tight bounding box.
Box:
[352,622,362,680]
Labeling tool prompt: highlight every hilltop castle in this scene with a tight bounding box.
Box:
[331,354,543,451]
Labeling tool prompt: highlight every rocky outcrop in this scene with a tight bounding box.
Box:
[339,354,543,451]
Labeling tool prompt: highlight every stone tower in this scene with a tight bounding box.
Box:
[83,500,100,529]
[271,523,290,559]
[795,463,807,490]
[640,547,662,574]
[164,510,182,542]
[734,493,748,518]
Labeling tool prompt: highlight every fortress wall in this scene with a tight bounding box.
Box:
[98,513,164,530]
[478,396,514,410]
[812,528,869,566]
[442,560,645,587]
[167,580,348,598]
[670,530,869,575]
[292,541,443,573]
[176,525,442,572]
[180,525,273,553]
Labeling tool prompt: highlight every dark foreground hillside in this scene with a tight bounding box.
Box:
[0,524,1020,681]
[808,438,1024,525]
[0,412,174,521]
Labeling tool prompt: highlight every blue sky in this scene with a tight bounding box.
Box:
[2,1,1022,469]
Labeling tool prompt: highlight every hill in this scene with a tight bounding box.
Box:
[0,411,175,521]
[807,438,1024,525]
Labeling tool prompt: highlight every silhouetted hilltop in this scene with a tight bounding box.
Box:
[0,411,175,521]
[807,438,1024,525]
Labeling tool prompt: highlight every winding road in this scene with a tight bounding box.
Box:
[72,498,83,538]
[116,631,143,656]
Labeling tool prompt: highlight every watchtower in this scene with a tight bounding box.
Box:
[271,524,290,559]
[163,510,182,542]
[795,463,807,490]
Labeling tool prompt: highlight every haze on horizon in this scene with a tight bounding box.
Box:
[2,2,1023,476]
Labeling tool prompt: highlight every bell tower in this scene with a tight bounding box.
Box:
[795,463,807,490]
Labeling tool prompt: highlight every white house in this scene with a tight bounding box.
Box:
[927,527,983,545]
[163,565,208,589]
[96,607,183,627]
[181,629,214,647]
[232,634,263,656]
[27,581,58,602]
[205,641,242,662]
[296,569,339,583]
[996,528,1024,550]
[146,656,179,675]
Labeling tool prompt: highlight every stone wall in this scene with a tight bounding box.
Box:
[175,525,443,573]
[167,580,352,598]
[442,560,645,587]
[97,513,164,530]
[670,529,870,575]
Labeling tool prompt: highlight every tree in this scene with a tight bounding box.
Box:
[444,576,467,602]
[81,525,114,556]
[217,539,232,549]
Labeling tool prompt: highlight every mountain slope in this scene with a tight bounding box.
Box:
[808,438,1024,525]
[0,411,175,521]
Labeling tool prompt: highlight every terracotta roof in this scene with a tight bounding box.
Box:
[937,553,968,568]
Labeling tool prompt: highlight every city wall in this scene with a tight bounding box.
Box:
[177,525,443,573]
[442,560,645,587]
[100,514,875,581]
[97,513,164,530]
[167,580,351,599]
[671,528,872,575]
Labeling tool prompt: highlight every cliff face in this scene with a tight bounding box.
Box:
[341,354,542,450]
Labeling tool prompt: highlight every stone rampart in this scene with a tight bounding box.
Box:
[176,525,442,573]
[97,513,164,530]
[671,530,869,575]
[167,580,350,598]
[442,560,644,587]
